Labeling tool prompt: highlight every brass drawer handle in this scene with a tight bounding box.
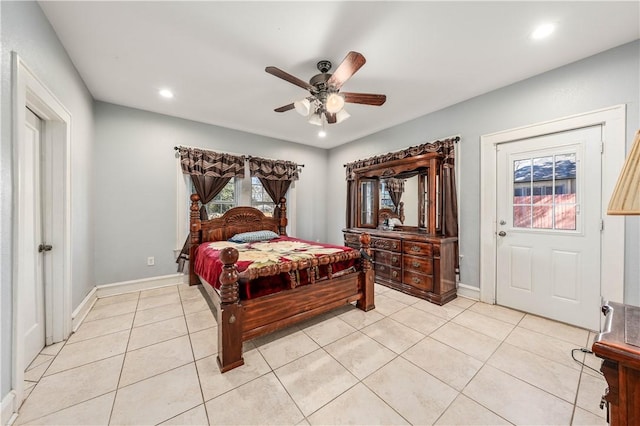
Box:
[392,271,398,278]
[412,277,422,284]
[377,265,386,272]
[392,256,399,263]
[412,261,420,268]
[411,245,420,252]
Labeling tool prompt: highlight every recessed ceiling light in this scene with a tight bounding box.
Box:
[531,23,556,40]
[318,129,327,138]
[159,89,174,99]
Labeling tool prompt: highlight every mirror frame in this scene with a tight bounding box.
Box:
[349,152,444,234]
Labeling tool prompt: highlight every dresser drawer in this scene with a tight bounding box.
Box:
[371,237,401,252]
[374,249,402,268]
[403,271,433,291]
[403,241,433,257]
[403,255,433,275]
[344,233,361,247]
[375,263,401,281]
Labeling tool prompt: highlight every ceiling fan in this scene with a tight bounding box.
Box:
[265,51,386,127]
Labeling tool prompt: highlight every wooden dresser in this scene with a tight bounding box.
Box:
[344,228,457,305]
[592,301,640,425]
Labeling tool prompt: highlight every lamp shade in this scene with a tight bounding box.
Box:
[335,109,351,123]
[325,93,345,113]
[294,98,311,116]
[608,129,640,215]
[308,113,322,126]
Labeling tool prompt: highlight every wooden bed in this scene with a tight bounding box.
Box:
[187,194,375,372]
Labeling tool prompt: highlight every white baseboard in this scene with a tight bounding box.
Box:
[457,282,480,301]
[72,287,97,332]
[2,390,17,426]
[96,273,187,298]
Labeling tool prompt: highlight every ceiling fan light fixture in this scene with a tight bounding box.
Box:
[294,98,311,116]
[308,113,322,126]
[318,114,327,138]
[335,109,351,123]
[325,93,345,113]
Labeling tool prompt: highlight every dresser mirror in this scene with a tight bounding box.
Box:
[352,154,443,233]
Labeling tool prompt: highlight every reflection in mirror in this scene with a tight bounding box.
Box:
[403,176,418,226]
[359,179,376,227]
[380,176,419,226]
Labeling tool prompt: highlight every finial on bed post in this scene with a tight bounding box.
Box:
[278,197,288,235]
[356,233,375,312]
[217,247,244,372]
[188,194,202,286]
[219,247,239,304]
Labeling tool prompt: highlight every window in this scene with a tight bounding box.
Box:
[251,177,275,217]
[379,181,395,210]
[194,178,237,219]
[177,159,296,251]
[189,176,282,220]
[512,153,577,230]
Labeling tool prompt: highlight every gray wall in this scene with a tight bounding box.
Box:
[327,40,640,304]
[1,2,94,399]
[94,102,329,285]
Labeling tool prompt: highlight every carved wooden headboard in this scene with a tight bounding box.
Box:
[200,206,280,242]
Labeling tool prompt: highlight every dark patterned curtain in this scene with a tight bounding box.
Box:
[178,147,245,177]
[248,156,300,219]
[384,178,405,213]
[176,147,245,272]
[442,146,458,238]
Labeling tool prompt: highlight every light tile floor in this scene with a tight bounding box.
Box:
[16,283,609,425]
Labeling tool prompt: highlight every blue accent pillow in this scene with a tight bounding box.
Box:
[229,230,280,243]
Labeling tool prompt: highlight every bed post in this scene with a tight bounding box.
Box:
[356,233,375,311]
[278,197,287,235]
[217,247,245,372]
[189,194,202,286]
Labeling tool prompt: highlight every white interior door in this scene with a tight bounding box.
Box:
[496,125,602,330]
[21,107,46,366]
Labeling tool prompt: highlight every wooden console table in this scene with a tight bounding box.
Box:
[592,301,640,425]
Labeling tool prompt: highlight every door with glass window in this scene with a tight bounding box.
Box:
[496,125,602,330]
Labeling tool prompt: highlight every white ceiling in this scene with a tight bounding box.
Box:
[39,1,639,149]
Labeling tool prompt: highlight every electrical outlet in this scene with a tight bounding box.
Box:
[147,256,155,266]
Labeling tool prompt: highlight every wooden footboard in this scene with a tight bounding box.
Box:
[215,233,374,372]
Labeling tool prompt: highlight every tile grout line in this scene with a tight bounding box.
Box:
[107,290,141,426]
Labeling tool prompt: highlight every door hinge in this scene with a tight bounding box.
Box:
[601,142,604,154]
[38,243,53,253]
[600,220,605,231]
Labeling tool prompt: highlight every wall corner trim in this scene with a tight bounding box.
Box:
[456,282,480,301]
[71,287,97,333]
[1,390,17,426]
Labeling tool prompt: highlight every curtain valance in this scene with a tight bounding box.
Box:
[345,137,458,180]
[248,156,300,181]
[178,147,245,178]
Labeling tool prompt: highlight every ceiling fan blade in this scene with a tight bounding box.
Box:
[342,92,387,106]
[326,112,337,124]
[265,66,315,92]
[327,51,366,89]
[274,103,295,113]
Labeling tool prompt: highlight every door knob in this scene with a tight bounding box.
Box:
[498,231,507,237]
[38,243,53,252]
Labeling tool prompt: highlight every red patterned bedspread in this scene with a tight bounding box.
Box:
[194,236,358,299]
